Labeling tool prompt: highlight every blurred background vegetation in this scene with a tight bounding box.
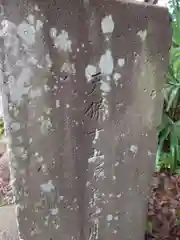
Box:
[0,119,4,137]
[156,0,180,174]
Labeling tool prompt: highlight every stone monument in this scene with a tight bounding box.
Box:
[0,0,171,239]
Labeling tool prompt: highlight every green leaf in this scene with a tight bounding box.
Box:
[176,209,180,215]
[175,168,180,173]
[170,128,179,172]
[174,121,180,138]
[172,8,180,45]
[156,125,171,166]
[146,221,153,234]
[166,87,179,111]
[176,219,180,226]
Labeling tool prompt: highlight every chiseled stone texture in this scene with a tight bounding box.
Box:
[0,0,171,240]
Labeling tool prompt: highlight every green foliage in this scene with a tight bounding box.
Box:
[156,1,180,173]
[146,221,153,234]
[0,118,4,137]
[156,114,180,173]
[176,209,180,225]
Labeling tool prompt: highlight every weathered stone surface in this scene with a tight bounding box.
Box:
[0,151,10,202]
[0,141,13,205]
[0,205,18,240]
[0,152,9,185]
[0,0,171,240]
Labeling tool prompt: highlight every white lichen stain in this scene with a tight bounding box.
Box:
[34,4,40,11]
[148,150,153,156]
[45,53,52,68]
[0,20,19,56]
[130,145,138,155]
[30,224,41,236]
[85,64,96,82]
[107,214,113,221]
[58,195,64,201]
[99,49,114,75]
[21,149,28,160]
[17,22,36,45]
[29,88,42,99]
[105,36,110,42]
[50,208,59,215]
[55,224,60,229]
[44,215,49,226]
[27,56,38,65]
[98,170,105,178]
[117,58,125,67]
[41,164,48,174]
[36,20,43,31]
[137,30,147,41]
[37,156,44,163]
[11,122,20,131]
[117,193,122,198]
[114,161,119,167]
[15,59,24,67]
[100,80,111,93]
[53,85,58,91]
[27,14,35,25]
[17,136,23,143]
[53,30,72,52]
[113,175,116,181]
[40,180,55,193]
[113,72,121,86]
[35,152,39,157]
[9,67,32,105]
[61,62,76,75]
[101,15,114,34]
[56,99,60,108]
[50,27,57,38]
[96,207,102,214]
[40,118,52,135]
[86,181,90,187]
[109,193,113,198]
[107,76,111,81]
[45,107,52,115]
[101,98,109,121]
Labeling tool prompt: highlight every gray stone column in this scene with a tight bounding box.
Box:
[0,0,171,239]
